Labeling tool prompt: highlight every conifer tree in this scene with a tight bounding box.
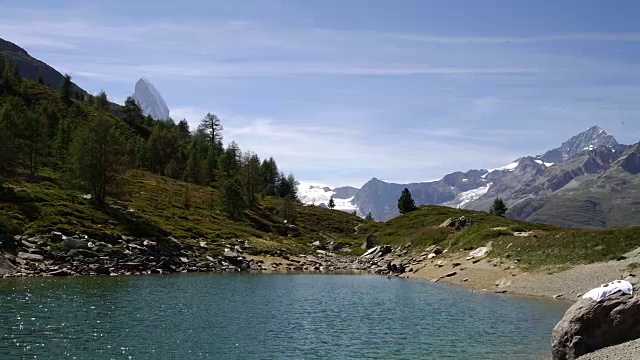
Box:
[222,178,246,219]
[365,212,374,221]
[199,113,223,148]
[397,188,417,215]
[328,196,335,209]
[239,152,263,207]
[59,74,72,103]
[71,114,130,205]
[489,197,508,217]
[123,96,143,125]
[95,90,109,112]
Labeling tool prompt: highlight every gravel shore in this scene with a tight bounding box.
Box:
[577,338,640,360]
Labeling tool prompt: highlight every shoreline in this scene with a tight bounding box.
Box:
[3,234,638,306]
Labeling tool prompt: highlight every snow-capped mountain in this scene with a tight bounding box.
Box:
[538,126,620,163]
[298,126,637,226]
[132,78,170,120]
[297,182,358,213]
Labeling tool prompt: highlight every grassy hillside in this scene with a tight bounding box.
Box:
[360,205,640,269]
[0,170,365,256]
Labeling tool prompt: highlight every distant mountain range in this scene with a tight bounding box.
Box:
[300,126,640,227]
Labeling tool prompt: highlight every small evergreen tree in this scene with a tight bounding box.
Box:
[280,195,296,224]
[489,197,508,217]
[365,212,374,221]
[222,178,246,219]
[95,90,109,112]
[328,196,335,209]
[397,188,417,215]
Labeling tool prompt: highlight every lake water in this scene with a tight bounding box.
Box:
[0,274,568,359]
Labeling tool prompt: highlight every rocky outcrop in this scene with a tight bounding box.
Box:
[551,292,640,360]
[438,216,473,231]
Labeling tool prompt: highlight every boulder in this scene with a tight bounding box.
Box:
[143,239,157,248]
[438,216,473,231]
[62,238,89,250]
[17,252,43,261]
[551,292,640,360]
[48,269,74,276]
[362,234,376,250]
[469,242,492,258]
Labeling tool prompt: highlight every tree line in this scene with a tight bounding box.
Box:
[0,57,298,219]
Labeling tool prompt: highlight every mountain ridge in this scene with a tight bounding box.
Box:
[303,126,637,227]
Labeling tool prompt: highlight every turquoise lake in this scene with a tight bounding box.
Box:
[0,273,569,359]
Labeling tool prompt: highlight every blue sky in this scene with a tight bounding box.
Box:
[2,0,640,187]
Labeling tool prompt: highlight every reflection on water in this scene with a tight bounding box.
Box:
[0,274,568,359]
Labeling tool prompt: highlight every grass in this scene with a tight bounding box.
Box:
[0,169,365,256]
[359,205,640,269]
[3,168,640,268]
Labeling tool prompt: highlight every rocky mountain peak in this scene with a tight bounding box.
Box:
[132,78,170,120]
[539,126,619,163]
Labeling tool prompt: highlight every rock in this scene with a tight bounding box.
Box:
[469,243,492,258]
[62,238,89,250]
[438,216,473,231]
[551,292,640,360]
[554,294,563,299]
[444,271,457,277]
[495,290,507,294]
[360,245,391,259]
[17,252,43,261]
[51,231,64,241]
[143,239,157,248]
[462,278,469,282]
[495,277,511,288]
[362,234,376,250]
[435,260,446,268]
[452,262,462,268]
[48,269,74,276]
[0,255,16,275]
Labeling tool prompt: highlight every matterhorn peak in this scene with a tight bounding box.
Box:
[132,78,170,120]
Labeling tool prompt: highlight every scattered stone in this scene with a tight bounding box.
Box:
[17,252,43,261]
[143,239,157,248]
[495,277,511,288]
[554,294,563,299]
[438,216,473,231]
[469,243,492,258]
[48,269,74,276]
[444,271,457,277]
[461,278,469,282]
[452,262,462,268]
[495,290,507,294]
[62,237,89,250]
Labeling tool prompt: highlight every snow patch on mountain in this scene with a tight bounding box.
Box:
[534,160,555,167]
[445,182,493,208]
[297,182,358,212]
